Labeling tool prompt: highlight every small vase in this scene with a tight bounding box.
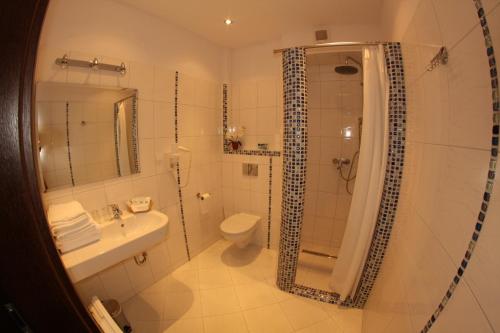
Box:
[231,141,241,151]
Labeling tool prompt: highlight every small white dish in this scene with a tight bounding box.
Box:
[127,196,151,213]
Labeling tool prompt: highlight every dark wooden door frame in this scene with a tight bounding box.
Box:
[0,1,98,331]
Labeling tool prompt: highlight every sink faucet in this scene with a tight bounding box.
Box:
[109,204,123,219]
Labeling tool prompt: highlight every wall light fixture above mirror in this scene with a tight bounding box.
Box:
[36,82,139,191]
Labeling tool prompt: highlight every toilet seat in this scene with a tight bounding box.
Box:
[220,213,259,234]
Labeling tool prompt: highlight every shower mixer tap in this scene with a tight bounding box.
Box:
[333,157,351,170]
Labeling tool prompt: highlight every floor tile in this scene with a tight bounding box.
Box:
[132,321,161,333]
[123,292,164,322]
[279,297,329,330]
[234,282,278,310]
[161,318,204,333]
[198,267,233,290]
[163,269,199,292]
[203,313,249,333]
[322,305,363,332]
[121,240,363,333]
[163,290,202,320]
[243,304,294,333]
[295,318,344,333]
[200,287,241,316]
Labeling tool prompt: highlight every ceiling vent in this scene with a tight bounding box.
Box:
[315,30,328,41]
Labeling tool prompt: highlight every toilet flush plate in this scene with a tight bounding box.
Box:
[61,210,168,283]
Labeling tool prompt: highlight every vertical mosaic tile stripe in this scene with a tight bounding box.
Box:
[174,71,191,261]
[350,43,407,308]
[131,95,140,173]
[420,1,498,331]
[222,83,230,152]
[277,47,308,292]
[267,157,273,249]
[113,103,121,176]
[65,101,75,186]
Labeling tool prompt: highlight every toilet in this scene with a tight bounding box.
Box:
[220,213,260,248]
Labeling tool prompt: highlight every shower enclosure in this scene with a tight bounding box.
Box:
[277,43,404,307]
[296,51,364,291]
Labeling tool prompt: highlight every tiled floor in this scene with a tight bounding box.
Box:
[123,240,362,333]
[296,244,337,291]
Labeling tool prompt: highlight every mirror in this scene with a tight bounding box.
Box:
[36,82,139,191]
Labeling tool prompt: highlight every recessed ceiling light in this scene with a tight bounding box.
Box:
[225,18,233,25]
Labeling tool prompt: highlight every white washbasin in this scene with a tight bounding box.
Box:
[61,210,168,283]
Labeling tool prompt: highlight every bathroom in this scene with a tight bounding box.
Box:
[0,0,499,332]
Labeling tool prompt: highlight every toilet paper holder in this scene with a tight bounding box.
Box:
[197,192,211,200]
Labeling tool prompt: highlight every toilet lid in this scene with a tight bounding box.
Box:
[220,213,260,234]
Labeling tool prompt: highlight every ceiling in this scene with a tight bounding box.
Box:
[113,0,383,48]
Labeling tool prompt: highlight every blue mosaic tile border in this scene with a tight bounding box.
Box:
[276,44,407,308]
[277,47,308,292]
[66,101,75,186]
[224,149,281,157]
[113,103,121,176]
[267,157,273,249]
[222,83,230,152]
[421,1,498,331]
[130,95,139,173]
[174,71,191,261]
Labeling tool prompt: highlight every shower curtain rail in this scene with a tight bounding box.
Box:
[273,41,388,54]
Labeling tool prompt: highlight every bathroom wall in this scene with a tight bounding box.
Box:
[225,25,384,251]
[38,0,226,304]
[222,80,283,249]
[302,52,363,255]
[363,1,500,332]
[227,79,282,151]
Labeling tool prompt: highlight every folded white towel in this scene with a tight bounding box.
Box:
[54,222,98,241]
[57,230,101,253]
[48,201,86,224]
[50,214,90,236]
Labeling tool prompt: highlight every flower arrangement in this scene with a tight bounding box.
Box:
[225,126,245,151]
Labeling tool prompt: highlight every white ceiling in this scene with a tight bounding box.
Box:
[113,0,383,48]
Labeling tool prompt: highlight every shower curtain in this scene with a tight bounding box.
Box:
[116,102,131,176]
[329,45,389,300]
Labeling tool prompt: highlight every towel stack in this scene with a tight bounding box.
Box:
[47,201,101,254]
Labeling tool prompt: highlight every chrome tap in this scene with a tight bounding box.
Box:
[109,204,123,219]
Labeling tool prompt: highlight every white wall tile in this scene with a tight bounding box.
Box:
[138,100,155,139]
[257,79,277,107]
[98,263,135,302]
[153,67,176,103]
[364,3,500,331]
[123,257,155,293]
[129,61,154,101]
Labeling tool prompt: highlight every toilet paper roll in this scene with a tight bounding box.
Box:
[197,192,211,215]
[199,193,211,200]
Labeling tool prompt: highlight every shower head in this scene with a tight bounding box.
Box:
[335,65,358,75]
[335,56,361,75]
